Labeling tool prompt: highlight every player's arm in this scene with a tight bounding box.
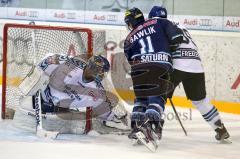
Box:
[164,19,184,45]
[124,39,133,63]
[38,53,68,73]
[18,53,67,96]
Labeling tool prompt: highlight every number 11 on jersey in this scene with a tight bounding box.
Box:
[139,36,154,54]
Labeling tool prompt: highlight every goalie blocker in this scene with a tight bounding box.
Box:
[19,66,49,96]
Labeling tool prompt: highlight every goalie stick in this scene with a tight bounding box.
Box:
[35,90,59,139]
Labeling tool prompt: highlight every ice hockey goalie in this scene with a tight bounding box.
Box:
[14,53,130,135]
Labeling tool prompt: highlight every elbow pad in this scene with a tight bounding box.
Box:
[171,35,184,45]
[171,28,184,45]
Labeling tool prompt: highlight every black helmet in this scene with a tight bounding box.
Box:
[148,6,167,19]
[124,7,145,30]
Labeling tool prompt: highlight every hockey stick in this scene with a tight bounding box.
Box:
[35,90,59,139]
[169,98,188,136]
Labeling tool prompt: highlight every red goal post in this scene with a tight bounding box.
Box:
[1,23,106,133]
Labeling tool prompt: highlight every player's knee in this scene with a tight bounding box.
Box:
[191,97,212,110]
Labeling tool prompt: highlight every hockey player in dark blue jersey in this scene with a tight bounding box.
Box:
[124,7,184,151]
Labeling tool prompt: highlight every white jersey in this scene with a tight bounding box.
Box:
[172,22,204,73]
[38,54,107,110]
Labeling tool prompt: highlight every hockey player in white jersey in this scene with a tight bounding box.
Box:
[148,6,230,142]
[19,53,128,134]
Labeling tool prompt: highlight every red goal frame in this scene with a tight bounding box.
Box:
[1,23,94,133]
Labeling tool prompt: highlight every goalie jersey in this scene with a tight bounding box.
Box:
[37,54,107,110]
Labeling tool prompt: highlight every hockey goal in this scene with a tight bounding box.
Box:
[1,23,106,133]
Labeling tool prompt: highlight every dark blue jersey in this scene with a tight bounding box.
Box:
[124,18,183,70]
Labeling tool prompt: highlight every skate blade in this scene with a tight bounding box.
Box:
[132,139,143,146]
[129,134,142,146]
[135,132,157,152]
[152,131,161,145]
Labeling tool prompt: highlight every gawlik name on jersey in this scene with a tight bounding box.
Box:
[130,26,156,43]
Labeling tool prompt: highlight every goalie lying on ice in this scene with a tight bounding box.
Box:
[17,53,129,134]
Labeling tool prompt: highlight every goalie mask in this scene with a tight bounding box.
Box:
[124,7,145,30]
[87,55,110,82]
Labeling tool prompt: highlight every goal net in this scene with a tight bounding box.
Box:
[1,23,106,133]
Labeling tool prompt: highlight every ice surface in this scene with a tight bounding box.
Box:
[0,106,240,159]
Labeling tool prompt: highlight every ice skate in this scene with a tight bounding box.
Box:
[214,120,231,144]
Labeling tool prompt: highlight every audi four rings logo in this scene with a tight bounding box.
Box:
[107,15,118,22]
[199,19,212,26]
[67,13,76,19]
[29,11,39,18]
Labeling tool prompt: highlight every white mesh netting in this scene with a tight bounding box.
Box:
[3,24,105,113]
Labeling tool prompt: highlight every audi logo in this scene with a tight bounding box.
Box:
[199,19,212,27]
[107,15,118,22]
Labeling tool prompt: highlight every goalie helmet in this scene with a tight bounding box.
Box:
[148,6,168,19]
[124,7,145,30]
[87,55,110,81]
